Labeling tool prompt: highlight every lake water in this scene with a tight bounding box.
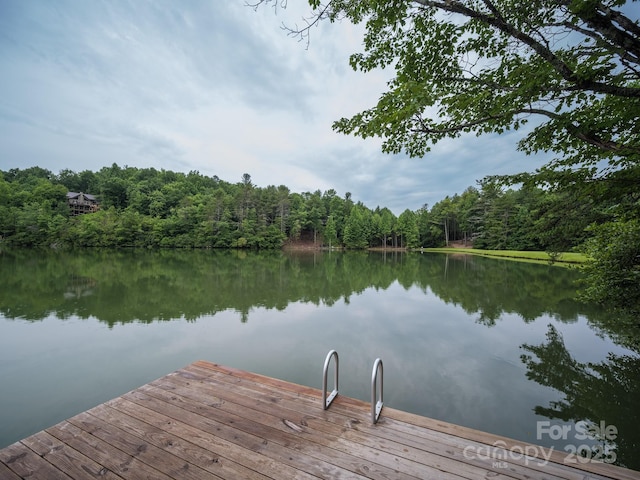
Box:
[0,248,638,469]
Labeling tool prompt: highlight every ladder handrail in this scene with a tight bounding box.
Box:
[322,350,339,410]
[371,358,384,424]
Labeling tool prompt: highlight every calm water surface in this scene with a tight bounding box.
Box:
[0,248,638,469]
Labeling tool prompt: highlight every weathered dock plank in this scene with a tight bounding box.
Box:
[0,462,22,480]
[20,430,119,480]
[74,405,266,480]
[0,441,71,480]
[1,360,638,480]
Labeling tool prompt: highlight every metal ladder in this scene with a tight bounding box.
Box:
[321,350,384,424]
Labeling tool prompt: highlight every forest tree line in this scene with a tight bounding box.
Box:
[0,164,631,253]
[0,164,412,249]
[1,164,638,313]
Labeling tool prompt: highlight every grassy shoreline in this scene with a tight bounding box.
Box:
[421,248,587,265]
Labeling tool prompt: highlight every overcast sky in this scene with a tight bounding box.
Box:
[0,0,556,214]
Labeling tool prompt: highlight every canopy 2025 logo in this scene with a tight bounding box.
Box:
[463,420,618,468]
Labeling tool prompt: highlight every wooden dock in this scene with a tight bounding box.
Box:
[1,360,638,479]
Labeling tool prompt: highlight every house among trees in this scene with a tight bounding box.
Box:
[67,192,99,216]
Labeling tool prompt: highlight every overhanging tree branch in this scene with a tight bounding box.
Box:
[411,114,506,135]
[411,106,640,156]
[412,0,640,97]
[556,0,640,60]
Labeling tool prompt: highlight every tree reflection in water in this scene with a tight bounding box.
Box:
[521,324,640,470]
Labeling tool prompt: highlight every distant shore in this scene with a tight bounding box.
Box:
[422,247,587,265]
[282,240,586,265]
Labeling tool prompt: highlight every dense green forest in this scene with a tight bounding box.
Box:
[0,164,408,249]
[0,164,624,252]
[1,164,638,314]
